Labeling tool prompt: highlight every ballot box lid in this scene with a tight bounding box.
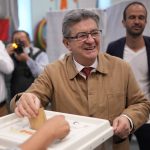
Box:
[0,110,113,150]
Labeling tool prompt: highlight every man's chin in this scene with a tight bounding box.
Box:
[130,29,144,36]
[85,53,98,60]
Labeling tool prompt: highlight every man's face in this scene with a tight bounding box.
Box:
[63,18,101,66]
[122,4,147,37]
[13,32,30,47]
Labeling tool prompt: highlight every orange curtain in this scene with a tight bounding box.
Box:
[60,0,68,10]
[0,19,9,41]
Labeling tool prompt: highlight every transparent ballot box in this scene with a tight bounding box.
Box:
[0,111,113,150]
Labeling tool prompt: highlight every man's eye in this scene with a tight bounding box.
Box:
[129,16,135,19]
[78,34,87,38]
[92,32,99,36]
[139,16,145,20]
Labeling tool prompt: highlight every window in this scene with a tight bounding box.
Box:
[98,0,111,9]
[18,0,32,40]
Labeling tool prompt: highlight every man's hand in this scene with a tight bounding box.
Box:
[15,93,41,118]
[113,115,131,139]
[6,43,16,55]
[15,52,30,62]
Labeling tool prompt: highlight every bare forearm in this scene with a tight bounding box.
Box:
[20,128,55,150]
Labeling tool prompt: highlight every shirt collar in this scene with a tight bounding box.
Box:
[66,53,108,80]
[73,57,98,73]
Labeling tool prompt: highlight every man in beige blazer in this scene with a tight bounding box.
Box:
[10,9,150,150]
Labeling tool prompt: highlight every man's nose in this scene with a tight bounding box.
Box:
[134,17,140,23]
[85,34,95,42]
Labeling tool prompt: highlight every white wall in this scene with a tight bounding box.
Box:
[31,0,50,36]
[28,0,122,40]
[18,0,32,39]
[0,0,7,17]
[30,0,97,35]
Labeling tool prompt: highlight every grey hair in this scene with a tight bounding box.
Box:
[62,9,100,38]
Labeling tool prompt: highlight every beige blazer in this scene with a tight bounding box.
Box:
[11,52,150,150]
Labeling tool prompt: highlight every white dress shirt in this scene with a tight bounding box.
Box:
[124,45,150,100]
[24,46,49,77]
[124,45,150,123]
[0,41,14,103]
[73,57,97,79]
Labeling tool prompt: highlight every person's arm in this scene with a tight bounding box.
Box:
[19,115,70,150]
[112,62,150,140]
[26,50,49,77]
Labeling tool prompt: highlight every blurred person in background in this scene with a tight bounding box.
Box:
[106,1,150,150]
[7,30,49,98]
[0,40,14,116]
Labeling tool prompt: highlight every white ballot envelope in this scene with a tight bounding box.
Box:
[0,111,113,150]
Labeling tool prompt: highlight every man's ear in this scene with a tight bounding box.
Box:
[145,18,147,24]
[63,38,71,50]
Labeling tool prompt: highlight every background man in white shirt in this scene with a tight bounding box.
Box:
[0,40,14,116]
[107,2,150,150]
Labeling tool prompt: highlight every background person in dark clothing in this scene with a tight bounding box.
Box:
[106,2,150,150]
[7,30,49,98]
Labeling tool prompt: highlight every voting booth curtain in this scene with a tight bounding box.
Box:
[0,19,9,41]
[0,0,19,41]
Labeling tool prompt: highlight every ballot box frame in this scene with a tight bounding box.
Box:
[0,111,113,150]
